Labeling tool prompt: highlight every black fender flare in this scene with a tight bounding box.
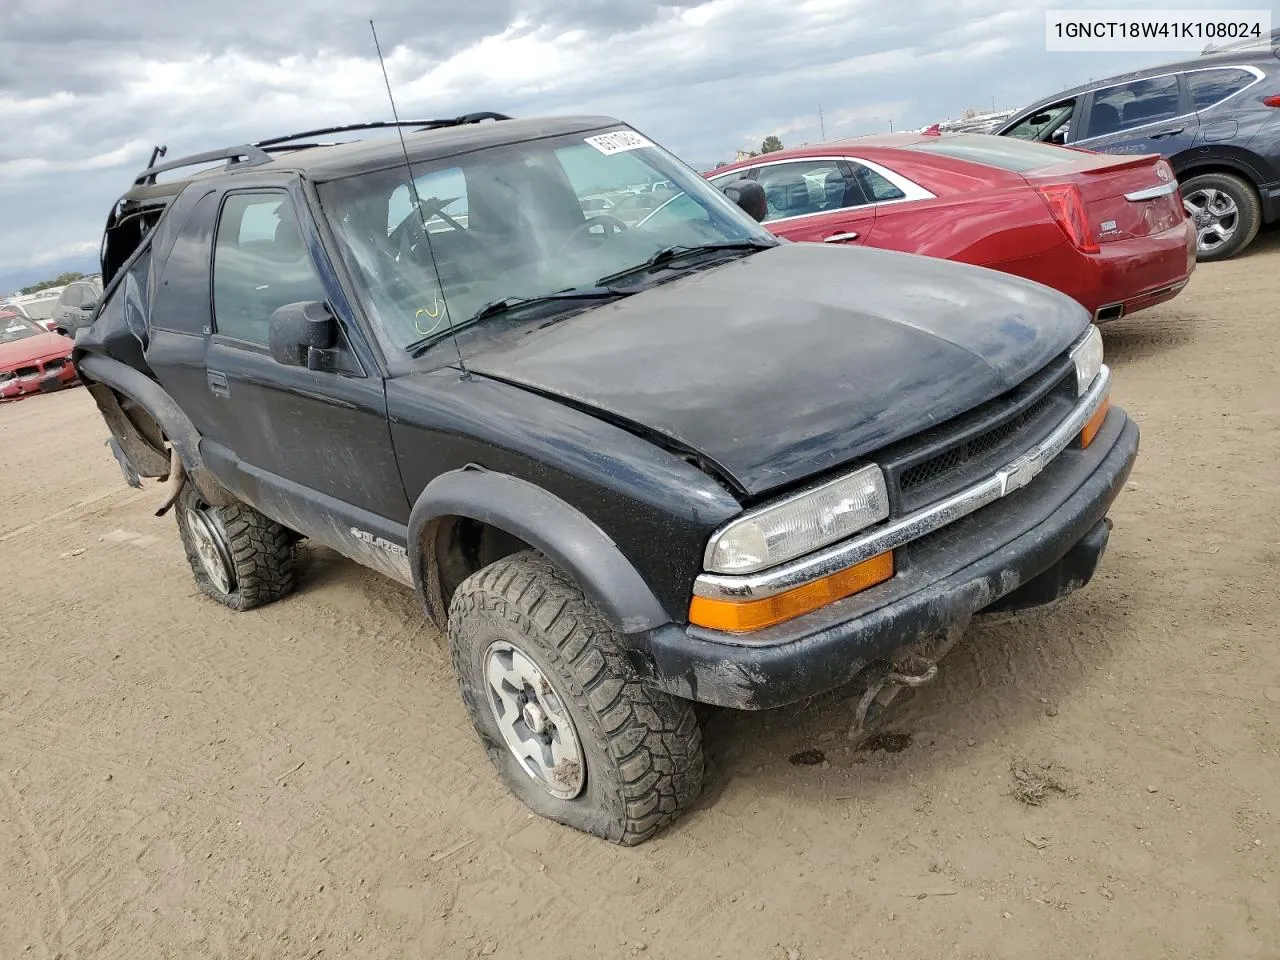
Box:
[408,466,671,636]
[75,352,234,506]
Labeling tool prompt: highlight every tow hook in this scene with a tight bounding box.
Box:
[847,623,968,740]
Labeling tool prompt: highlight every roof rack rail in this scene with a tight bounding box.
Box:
[253,113,513,148]
[128,112,512,188]
[133,144,272,186]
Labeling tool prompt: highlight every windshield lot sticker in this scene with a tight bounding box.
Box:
[585,131,653,155]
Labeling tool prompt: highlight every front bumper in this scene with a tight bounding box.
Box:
[0,360,79,402]
[629,405,1139,710]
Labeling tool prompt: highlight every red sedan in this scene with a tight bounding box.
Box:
[0,311,79,402]
[706,132,1196,322]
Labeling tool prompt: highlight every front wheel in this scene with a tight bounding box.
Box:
[448,551,703,845]
[1181,171,1261,261]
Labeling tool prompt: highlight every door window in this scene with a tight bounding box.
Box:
[212,192,326,345]
[1085,75,1182,138]
[753,160,863,222]
[1185,68,1257,111]
[60,285,84,308]
[1004,100,1075,143]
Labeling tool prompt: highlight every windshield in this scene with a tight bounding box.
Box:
[0,315,41,344]
[316,126,776,357]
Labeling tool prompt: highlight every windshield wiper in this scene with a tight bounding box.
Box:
[597,239,776,286]
[405,286,627,357]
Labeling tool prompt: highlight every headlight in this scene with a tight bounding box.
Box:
[1069,324,1103,397]
[704,465,890,575]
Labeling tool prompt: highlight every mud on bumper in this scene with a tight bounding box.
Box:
[629,406,1139,710]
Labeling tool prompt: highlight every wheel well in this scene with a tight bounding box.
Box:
[1176,163,1262,194]
[426,515,534,622]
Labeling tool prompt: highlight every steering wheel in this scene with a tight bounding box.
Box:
[557,214,629,254]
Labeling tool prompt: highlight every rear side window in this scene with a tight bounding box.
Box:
[902,134,1074,172]
[848,163,904,202]
[213,192,326,345]
[1085,75,1182,138]
[59,285,84,308]
[1185,68,1257,110]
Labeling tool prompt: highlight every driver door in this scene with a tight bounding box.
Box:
[200,187,411,574]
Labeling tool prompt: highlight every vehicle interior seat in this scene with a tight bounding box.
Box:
[1122,94,1179,126]
[764,175,814,218]
[823,168,866,209]
[1088,102,1122,137]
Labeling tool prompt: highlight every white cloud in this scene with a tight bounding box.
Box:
[0,0,1221,273]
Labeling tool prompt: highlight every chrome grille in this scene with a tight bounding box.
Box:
[883,357,1078,514]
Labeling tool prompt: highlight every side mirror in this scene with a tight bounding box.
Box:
[721,179,767,222]
[268,300,337,369]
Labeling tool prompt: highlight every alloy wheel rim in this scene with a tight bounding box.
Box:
[1183,187,1239,253]
[483,640,586,800]
[187,506,235,595]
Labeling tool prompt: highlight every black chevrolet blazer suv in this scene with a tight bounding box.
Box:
[74,113,1139,844]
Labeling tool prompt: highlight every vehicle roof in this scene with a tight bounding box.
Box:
[1014,47,1277,114]
[705,132,989,175]
[123,115,624,204]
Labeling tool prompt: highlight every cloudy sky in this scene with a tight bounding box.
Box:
[0,0,1256,291]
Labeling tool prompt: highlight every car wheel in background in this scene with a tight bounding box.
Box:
[1181,171,1262,261]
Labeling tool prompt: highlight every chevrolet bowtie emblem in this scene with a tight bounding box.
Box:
[997,455,1037,497]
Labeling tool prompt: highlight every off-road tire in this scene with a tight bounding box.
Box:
[1181,171,1261,262]
[175,485,295,610]
[448,550,703,845]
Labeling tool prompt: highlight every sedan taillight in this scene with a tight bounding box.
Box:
[1263,94,1280,108]
[1036,183,1100,254]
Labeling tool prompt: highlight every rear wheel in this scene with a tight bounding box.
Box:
[1181,171,1261,261]
[175,486,295,610]
[448,551,703,845]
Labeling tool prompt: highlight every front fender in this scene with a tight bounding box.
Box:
[408,466,672,635]
[76,352,234,506]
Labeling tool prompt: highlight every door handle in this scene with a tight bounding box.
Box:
[823,231,860,243]
[207,370,231,397]
[1150,127,1184,139]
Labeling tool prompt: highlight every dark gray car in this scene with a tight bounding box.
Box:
[51,276,103,335]
[995,43,1280,260]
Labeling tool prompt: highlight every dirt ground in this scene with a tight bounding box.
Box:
[3,230,1279,960]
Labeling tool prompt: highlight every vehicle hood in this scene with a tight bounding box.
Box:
[0,331,72,369]
[465,244,1090,496]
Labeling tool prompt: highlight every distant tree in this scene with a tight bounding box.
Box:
[760,135,784,154]
[20,271,83,295]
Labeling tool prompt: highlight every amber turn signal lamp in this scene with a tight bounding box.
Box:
[689,552,894,633]
[1080,396,1110,448]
